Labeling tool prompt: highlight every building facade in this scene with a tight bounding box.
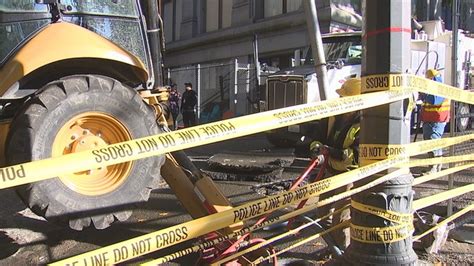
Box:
[160,0,473,119]
[161,0,361,118]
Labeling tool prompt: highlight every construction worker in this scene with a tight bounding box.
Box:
[420,69,450,173]
[310,78,361,250]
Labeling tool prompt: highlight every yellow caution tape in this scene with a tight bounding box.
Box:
[362,74,402,92]
[0,90,411,190]
[1,74,472,190]
[251,221,350,265]
[250,204,474,265]
[408,154,474,168]
[413,163,474,186]
[414,184,474,211]
[148,168,407,264]
[360,133,474,166]
[51,132,474,265]
[31,73,471,264]
[413,203,474,241]
[350,223,414,244]
[362,74,474,105]
[406,133,474,156]
[209,210,350,266]
[351,201,412,225]
[360,144,406,161]
[51,156,408,266]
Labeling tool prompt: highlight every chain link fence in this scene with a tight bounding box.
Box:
[166,59,258,127]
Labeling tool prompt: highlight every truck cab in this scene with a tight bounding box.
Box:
[262,32,362,147]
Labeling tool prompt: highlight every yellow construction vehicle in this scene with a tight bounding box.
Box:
[0,0,236,232]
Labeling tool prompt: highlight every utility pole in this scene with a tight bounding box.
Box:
[303,0,329,101]
[345,0,418,264]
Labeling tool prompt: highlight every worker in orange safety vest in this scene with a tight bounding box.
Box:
[420,69,450,173]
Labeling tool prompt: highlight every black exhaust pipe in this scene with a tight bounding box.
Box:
[140,0,165,88]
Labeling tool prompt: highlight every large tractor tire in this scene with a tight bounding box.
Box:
[6,75,165,230]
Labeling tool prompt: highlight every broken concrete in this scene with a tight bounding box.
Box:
[207,148,295,172]
[204,148,295,182]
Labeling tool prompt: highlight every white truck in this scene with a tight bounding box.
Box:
[261,25,473,148]
[261,32,361,147]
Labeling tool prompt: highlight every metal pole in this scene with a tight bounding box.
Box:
[303,0,329,101]
[345,0,418,264]
[197,64,201,120]
[253,34,261,87]
[246,64,250,114]
[448,0,459,216]
[234,58,238,115]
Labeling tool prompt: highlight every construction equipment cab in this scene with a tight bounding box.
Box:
[0,0,166,230]
[262,32,361,147]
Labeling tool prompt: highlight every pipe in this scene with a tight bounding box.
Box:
[141,0,165,87]
[303,0,330,101]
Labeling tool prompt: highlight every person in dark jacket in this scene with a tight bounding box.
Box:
[168,84,181,130]
[181,82,197,127]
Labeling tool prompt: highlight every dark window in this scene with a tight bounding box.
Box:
[61,0,149,71]
[0,0,50,65]
[205,0,232,32]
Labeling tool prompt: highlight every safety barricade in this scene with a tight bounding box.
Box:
[0,74,470,265]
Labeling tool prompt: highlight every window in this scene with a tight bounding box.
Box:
[287,0,302,12]
[264,0,282,17]
[0,20,50,65]
[263,0,301,18]
[61,0,138,17]
[0,0,47,13]
[162,0,181,42]
[0,0,49,65]
[205,0,232,32]
[206,0,219,32]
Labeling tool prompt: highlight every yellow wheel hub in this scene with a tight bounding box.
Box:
[52,112,133,196]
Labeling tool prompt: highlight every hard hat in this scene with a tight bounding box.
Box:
[426,69,439,79]
[336,78,361,97]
